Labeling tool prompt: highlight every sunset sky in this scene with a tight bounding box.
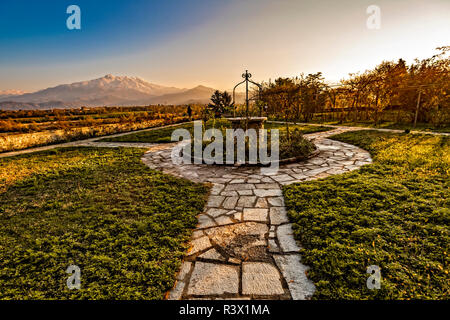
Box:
[0,0,449,92]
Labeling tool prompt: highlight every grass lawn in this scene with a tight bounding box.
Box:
[98,122,195,143]
[264,122,333,134]
[283,130,449,299]
[305,120,450,133]
[98,119,333,144]
[0,147,208,299]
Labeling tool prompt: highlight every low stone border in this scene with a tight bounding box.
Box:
[188,147,320,167]
[273,147,320,165]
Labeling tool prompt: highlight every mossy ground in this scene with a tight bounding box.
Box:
[283,131,449,299]
[303,120,450,133]
[0,147,208,299]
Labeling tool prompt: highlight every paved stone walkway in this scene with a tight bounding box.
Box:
[140,128,372,300]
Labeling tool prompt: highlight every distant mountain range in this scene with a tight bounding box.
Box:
[0,90,29,99]
[0,75,244,110]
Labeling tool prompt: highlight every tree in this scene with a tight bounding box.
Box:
[261,78,300,140]
[208,90,232,118]
[297,73,327,122]
[260,47,449,128]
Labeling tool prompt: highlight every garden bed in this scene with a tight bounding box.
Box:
[186,128,317,166]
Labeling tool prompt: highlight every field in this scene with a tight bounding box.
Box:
[283,131,449,299]
[0,105,203,152]
[0,106,203,134]
[0,147,208,299]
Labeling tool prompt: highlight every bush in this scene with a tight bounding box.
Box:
[279,129,316,159]
[186,127,316,163]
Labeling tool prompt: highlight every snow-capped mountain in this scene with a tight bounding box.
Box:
[0,90,28,99]
[0,75,244,110]
[1,75,185,105]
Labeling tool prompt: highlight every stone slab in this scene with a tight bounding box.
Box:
[187,262,239,296]
[273,254,315,300]
[242,262,284,295]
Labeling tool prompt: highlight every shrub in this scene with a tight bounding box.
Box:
[279,129,316,159]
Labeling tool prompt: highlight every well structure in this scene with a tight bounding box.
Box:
[230,70,266,130]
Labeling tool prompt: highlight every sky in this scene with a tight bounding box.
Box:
[0,0,449,92]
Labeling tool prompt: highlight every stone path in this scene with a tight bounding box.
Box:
[140,128,372,300]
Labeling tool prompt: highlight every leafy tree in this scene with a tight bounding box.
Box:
[261,78,300,140]
[262,47,449,128]
[297,73,327,122]
[208,90,232,118]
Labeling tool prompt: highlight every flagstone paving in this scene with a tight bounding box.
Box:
[139,127,372,300]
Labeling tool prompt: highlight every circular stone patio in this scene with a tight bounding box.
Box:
[140,127,372,300]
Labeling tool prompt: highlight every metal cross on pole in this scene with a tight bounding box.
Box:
[232,70,262,119]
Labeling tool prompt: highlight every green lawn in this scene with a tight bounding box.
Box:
[0,147,208,299]
[283,131,449,299]
[98,122,195,143]
[264,122,333,134]
[304,120,450,133]
[98,119,333,144]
